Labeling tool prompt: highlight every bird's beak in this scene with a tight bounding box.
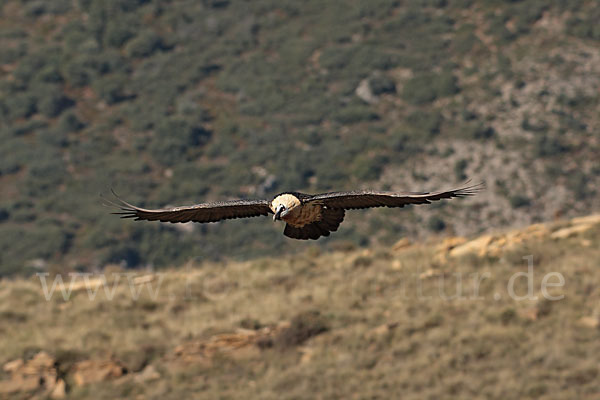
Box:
[273,205,285,221]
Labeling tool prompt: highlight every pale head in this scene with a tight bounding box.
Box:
[271,193,301,221]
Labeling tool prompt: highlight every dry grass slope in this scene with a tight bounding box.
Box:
[1,215,599,399]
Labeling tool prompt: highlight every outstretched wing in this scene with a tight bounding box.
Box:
[305,182,483,210]
[108,190,272,223]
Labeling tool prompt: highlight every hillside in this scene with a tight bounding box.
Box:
[1,215,599,398]
[1,0,600,275]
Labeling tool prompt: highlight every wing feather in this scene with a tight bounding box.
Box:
[306,182,483,210]
[109,190,272,223]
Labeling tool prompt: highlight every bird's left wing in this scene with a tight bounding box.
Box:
[305,182,483,210]
[108,191,272,223]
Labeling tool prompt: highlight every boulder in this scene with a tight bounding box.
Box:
[551,224,594,239]
[72,359,126,386]
[0,351,59,396]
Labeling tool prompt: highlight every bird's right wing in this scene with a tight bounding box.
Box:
[107,191,272,223]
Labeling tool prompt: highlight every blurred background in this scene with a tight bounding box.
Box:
[0,1,599,398]
[1,0,598,275]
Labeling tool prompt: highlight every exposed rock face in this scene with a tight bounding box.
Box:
[72,359,127,386]
[1,352,129,396]
[433,214,600,260]
[134,365,160,383]
[0,351,60,397]
[172,322,291,364]
[355,78,378,104]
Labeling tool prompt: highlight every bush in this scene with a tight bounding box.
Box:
[149,117,212,166]
[454,159,468,181]
[21,151,67,196]
[92,74,132,104]
[125,31,165,58]
[407,110,443,137]
[13,49,61,83]
[352,154,388,181]
[566,10,600,41]
[428,215,446,232]
[10,120,47,137]
[401,71,459,105]
[38,128,68,148]
[460,122,495,140]
[509,195,530,208]
[0,43,26,65]
[534,135,569,157]
[5,93,36,120]
[0,139,25,175]
[368,75,396,95]
[103,245,141,268]
[58,111,86,132]
[105,20,136,48]
[275,310,328,347]
[35,65,64,84]
[333,105,379,124]
[35,86,75,118]
[24,0,71,17]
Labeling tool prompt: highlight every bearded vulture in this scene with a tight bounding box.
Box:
[109,183,482,240]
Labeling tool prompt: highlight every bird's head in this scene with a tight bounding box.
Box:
[271,194,301,221]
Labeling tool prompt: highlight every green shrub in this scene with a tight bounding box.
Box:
[9,120,48,137]
[319,47,355,71]
[92,74,131,104]
[58,111,86,132]
[566,8,600,41]
[5,93,36,120]
[149,117,212,166]
[434,70,460,97]
[0,208,8,222]
[402,71,460,105]
[22,154,67,196]
[406,110,443,137]
[105,20,137,48]
[509,195,530,208]
[35,65,64,84]
[461,122,495,140]
[24,0,71,17]
[125,31,165,58]
[522,116,548,133]
[454,159,469,181]
[567,172,592,199]
[352,154,388,181]
[35,85,75,117]
[368,75,396,95]
[333,105,379,124]
[13,48,61,83]
[534,135,569,157]
[0,44,26,65]
[275,310,328,347]
[63,57,97,87]
[428,215,446,232]
[38,128,68,148]
[103,245,141,268]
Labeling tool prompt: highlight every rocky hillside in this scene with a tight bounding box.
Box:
[1,0,599,275]
[1,215,599,398]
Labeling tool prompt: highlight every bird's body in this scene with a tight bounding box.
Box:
[109,183,482,240]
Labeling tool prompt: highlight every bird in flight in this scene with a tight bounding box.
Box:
[109,183,482,240]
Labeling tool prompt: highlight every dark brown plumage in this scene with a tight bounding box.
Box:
[110,190,271,223]
[108,182,483,240]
